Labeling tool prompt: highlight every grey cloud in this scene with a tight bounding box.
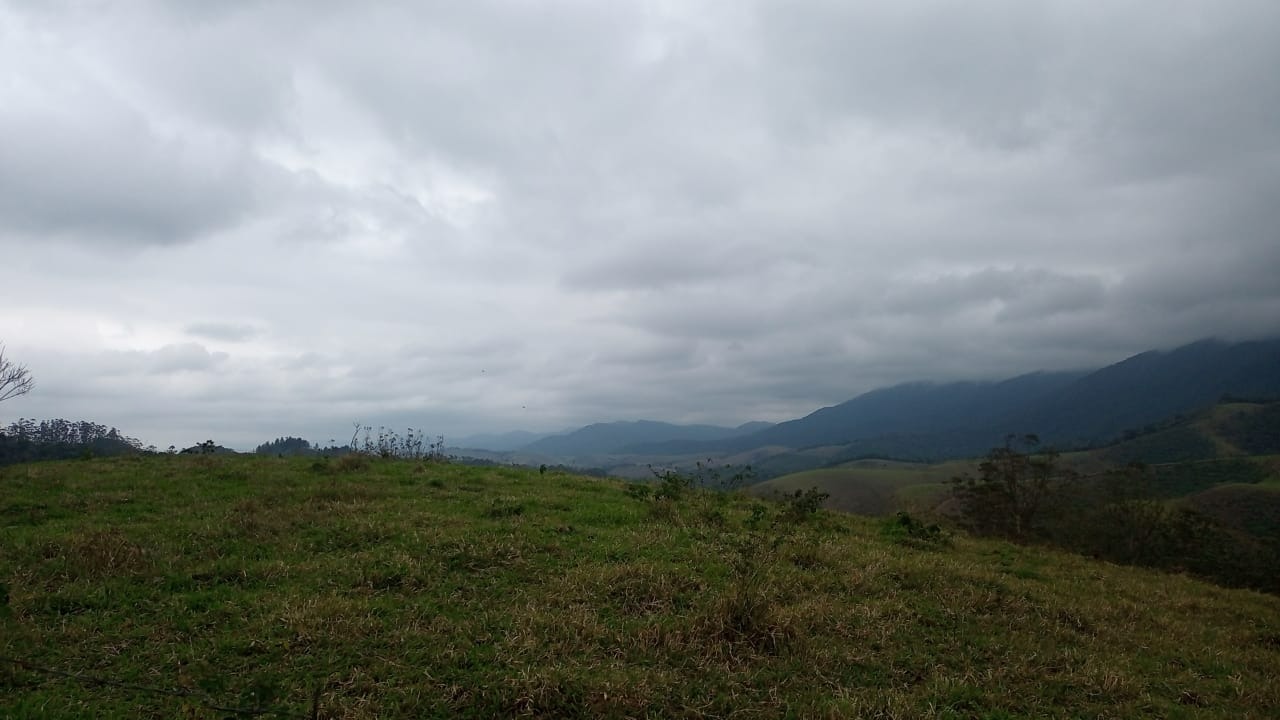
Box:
[759,1,1057,145]
[613,294,789,342]
[590,338,700,372]
[281,352,325,371]
[66,344,228,380]
[0,6,270,246]
[310,2,654,167]
[560,239,811,293]
[0,104,262,245]
[4,0,1280,450]
[148,343,229,375]
[185,322,259,343]
[1070,4,1280,183]
[878,268,1107,321]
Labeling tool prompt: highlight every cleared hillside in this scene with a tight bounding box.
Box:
[1095,401,1280,465]
[3,455,1280,718]
[763,401,1280,517]
[750,459,970,516]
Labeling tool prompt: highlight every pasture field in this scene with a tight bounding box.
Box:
[3,454,1280,718]
[753,458,972,515]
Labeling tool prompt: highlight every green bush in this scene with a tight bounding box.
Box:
[781,487,829,525]
[623,482,652,501]
[652,469,693,501]
[882,511,950,548]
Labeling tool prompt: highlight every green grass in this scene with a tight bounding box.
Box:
[1147,458,1270,497]
[756,459,972,515]
[1184,483,1280,537]
[1260,456,1280,488]
[1098,425,1223,465]
[3,455,1280,718]
[1094,401,1280,466]
[1215,403,1280,455]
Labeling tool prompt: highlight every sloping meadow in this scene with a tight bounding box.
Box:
[3,455,1279,718]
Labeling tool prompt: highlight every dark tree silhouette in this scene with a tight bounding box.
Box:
[0,343,34,403]
[951,434,1072,540]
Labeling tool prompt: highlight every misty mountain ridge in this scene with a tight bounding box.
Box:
[734,337,1280,462]
[1006,338,1280,446]
[495,337,1280,465]
[452,429,560,452]
[517,419,775,458]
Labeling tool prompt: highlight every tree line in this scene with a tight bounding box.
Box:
[951,435,1280,594]
[0,418,146,466]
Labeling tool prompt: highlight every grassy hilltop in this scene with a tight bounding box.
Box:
[3,455,1280,718]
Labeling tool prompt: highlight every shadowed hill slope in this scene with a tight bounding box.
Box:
[738,371,1087,452]
[758,399,1280,517]
[1007,338,1280,448]
[641,338,1280,466]
[521,419,770,457]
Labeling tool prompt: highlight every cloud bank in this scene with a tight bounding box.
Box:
[2,0,1278,449]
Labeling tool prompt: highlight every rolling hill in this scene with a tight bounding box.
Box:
[758,399,1280,518]
[442,338,1280,475]
[750,458,971,516]
[3,454,1279,718]
[519,419,772,458]
[1006,338,1280,448]
[451,430,558,452]
[730,371,1088,453]
[635,337,1280,471]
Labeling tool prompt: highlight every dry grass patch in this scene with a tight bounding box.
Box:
[43,528,152,581]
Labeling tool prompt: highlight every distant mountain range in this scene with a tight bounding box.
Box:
[747,396,1280,525]
[640,338,1280,460]
[683,370,1090,455]
[1008,338,1280,446]
[518,420,774,458]
[452,429,558,452]
[459,337,1280,466]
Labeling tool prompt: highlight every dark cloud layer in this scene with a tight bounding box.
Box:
[2,1,1278,450]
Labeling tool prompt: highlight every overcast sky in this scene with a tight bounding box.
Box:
[2,1,1279,450]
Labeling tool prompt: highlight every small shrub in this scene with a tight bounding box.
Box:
[781,487,829,525]
[334,453,370,473]
[652,469,692,501]
[647,497,679,522]
[746,503,770,528]
[688,459,757,491]
[485,498,524,519]
[624,482,652,501]
[699,505,728,527]
[706,569,794,654]
[718,585,775,643]
[882,511,950,548]
[349,423,448,461]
